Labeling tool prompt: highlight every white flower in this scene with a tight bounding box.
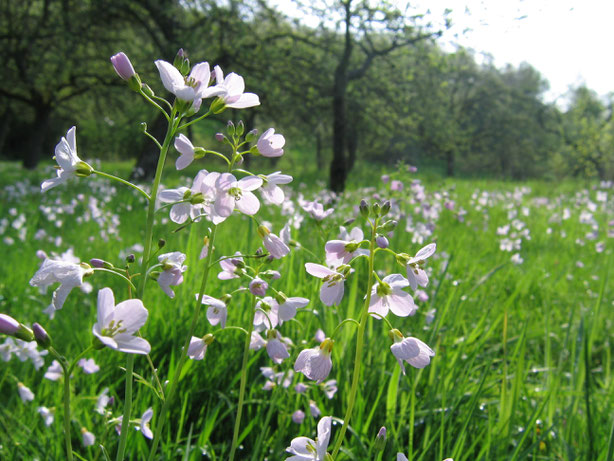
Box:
[29,259,92,312]
[78,358,100,374]
[41,127,92,192]
[187,334,214,360]
[155,60,223,103]
[260,226,290,259]
[301,200,334,221]
[95,388,111,415]
[265,330,290,364]
[369,274,417,318]
[325,227,367,267]
[197,293,227,329]
[92,288,150,355]
[174,134,196,170]
[140,408,154,439]
[278,296,309,323]
[17,382,34,402]
[285,416,332,460]
[294,339,333,383]
[214,173,262,217]
[390,331,435,374]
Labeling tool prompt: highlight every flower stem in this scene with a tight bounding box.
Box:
[229,303,256,461]
[330,220,378,459]
[92,170,150,201]
[116,110,179,461]
[147,225,218,461]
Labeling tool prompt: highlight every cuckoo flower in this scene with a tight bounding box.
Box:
[305,263,348,306]
[140,408,154,439]
[211,65,260,109]
[214,173,262,217]
[187,334,214,360]
[302,200,334,221]
[294,338,334,383]
[259,225,290,259]
[277,295,309,323]
[285,416,332,461]
[257,128,285,157]
[155,60,223,104]
[260,171,293,205]
[174,134,196,170]
[157,252,187,298]
[196,293,228,328]
[404,243,436,291]
[389,329,435,374]
[110,52,136,80]
[41,127,92,192]
[159,170,218,224]
[265,330,290,364]
[29,259,93,311]
[369,274,417,318]
[18,382,35,403]
[92,288,150,355]
[218,252,244,280]
[325,226,367,267]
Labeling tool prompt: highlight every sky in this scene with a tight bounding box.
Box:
[408,0,614,105]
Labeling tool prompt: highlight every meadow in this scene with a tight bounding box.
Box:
[0,155,611,461]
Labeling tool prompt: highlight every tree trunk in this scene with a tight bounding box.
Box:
[315,128,323,171]
[23,104,51,169]
[346,120,358,173]
[329,68,348,192]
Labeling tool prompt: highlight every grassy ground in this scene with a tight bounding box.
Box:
[0,159,611,460]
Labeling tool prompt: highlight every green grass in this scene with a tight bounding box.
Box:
[0,159,611,460]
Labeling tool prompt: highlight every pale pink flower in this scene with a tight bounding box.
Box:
[249,278,269,296]
[95,388,111,415]
[159,170,218,224]
[174,134,196,170]
[197,294,227,329]
[325,227,367,266]
[250,331,266,350]
[305,263,346,306]
[405,243,436,291]
[37,406,54,426]
[78,358,100,374]
[214,173,262,217]
[286,416,332,460]
[257,128,285,157]
[254,297,280,330]
[140,408,154,439]
[211,65,260,109]
[278,296,309,323]
[41,127,92,192]
[260,226,290,259]
[390,330,435,374]
[44,360,63,381]
[292,410,305,424]
[265,330,290,364]
[322,380,337,399]
[259,172,293,206]
[155,60,223,103]
[302,200,334,221]
[218,253,244,280]
[92,288,150,355]
[188,334,214,360]
[81,428,95,447]
[294,339,333,383]
[29,258,93,311]
[157,252,187,298]
[369,274,417,318]
[309,400,321,417]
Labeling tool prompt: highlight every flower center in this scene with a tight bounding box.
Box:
[101,319,127,337]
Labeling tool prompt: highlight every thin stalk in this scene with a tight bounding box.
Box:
[330,221,378,458]
[229,303,256,461]
[116,110,179,461]
[92,170,150,201]
[147,225,218,461]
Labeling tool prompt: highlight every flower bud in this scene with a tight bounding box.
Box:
[374,426,387,451]
[236,120,245,137]
[110,52,136,81]
[215,132,225,142]
[227,120,236,136]
[359,199,369,218]
[89,258,105,268]
[371,202,381,217]
[381,200,391,216]
[157,239,166,249]
[33,323,51,349]
[245,129,258,143]
[173,48,190,76]
[126,254,136,264]
[379,220,397,233]
[141,84,155,98]
[0,313,19,336]
[343,217,356,226]
[376,235,389,249]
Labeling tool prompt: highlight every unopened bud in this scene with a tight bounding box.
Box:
[245,129,258,142]
[215,132,225,142]
[381,200,391,216]
[359,199,369,218]
[344,217,356,226]
[227,120,235,136]
[141,83,155,98]
[236,120,245,137]
[374,426,387,451]
[371,202,381,217]
[157,239,166,249]
[0,313,19,336]
[89,258,105,268]
[376,235,389,249]
[110,52,136,81]
[380,220,397,233]
[210,97,226,114]
[173,48,190,76]
[33,323,51,349]
[126,254,136,264]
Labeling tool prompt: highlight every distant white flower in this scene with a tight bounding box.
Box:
[405,243,436,291]
[301,200,334,221]
[41,127,92,192]
[321,380,337,399]
[78,358,100,374]
[29,259,92,312]
[292,410,305,424]
[92,288,150,355]
[44,360,63,381]
[285,416,332,460]
[17,382,34,402]
[95,388,111,415]
[309,400,321,418]
[37,406,54,426]
[81,427,95,447]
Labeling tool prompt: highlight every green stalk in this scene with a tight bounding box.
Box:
[147,225,218,461]
[116,110,179,461]
[229,303,256,460]
[330,220,378,459]
[92,170,151,201]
